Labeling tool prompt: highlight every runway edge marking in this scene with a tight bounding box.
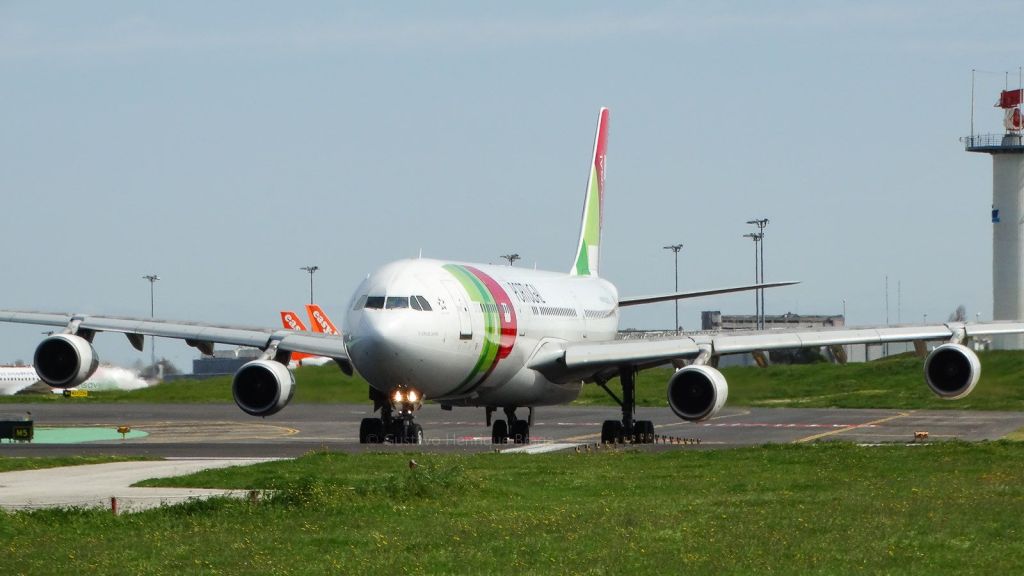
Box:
[501,443,582,454]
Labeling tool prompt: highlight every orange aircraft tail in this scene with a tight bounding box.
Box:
[305,304,340,336]
[280,311,313,361]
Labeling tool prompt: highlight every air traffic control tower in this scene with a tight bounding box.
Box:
[964,87,1024,349]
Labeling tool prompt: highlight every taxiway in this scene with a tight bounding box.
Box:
[2,403,1022,457]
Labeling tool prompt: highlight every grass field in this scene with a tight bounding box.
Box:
[4,350,1024,412]
[2,442,1024,574]
[0,456,153,473]
[578,350,1024,411]
[0,363,370,405]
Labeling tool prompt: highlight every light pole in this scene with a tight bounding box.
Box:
[747,219,769,329]
[743,232,762,329]
[300,266,319,305]
[663,244,683,333]
[500,253,521,266]
[142,274,159,369]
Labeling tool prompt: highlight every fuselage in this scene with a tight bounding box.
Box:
[0,366,40,396]
[342,258,619,407]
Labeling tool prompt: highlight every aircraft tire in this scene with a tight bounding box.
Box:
[634,420,655,444]
[359,418,384,444]
[511,419,530,444]
[408,423,424,445]
[601,420,623,444]
[492,420,508,444]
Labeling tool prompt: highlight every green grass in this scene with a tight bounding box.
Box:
[0,455,155,473]
[1005,427,1024,441]
[4,350,1024,412]
[575,350,1024,411]
[0,364,371,405]
[3,443,1024,574]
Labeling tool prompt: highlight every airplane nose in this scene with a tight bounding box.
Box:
[347,312,418,388]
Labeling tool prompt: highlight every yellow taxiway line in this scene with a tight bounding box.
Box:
[794,412,911,443]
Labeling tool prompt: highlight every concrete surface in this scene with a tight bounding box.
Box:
[0,457,280,513]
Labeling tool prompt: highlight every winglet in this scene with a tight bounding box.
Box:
[306,304,340,336]
[571,107,609,277]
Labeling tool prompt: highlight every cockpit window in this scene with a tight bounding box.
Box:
[408,295,433,311]
[385,296,409,309]
[366,295,432,311]
[352,294,368,311]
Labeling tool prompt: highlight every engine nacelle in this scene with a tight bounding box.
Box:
[232,359,295,417]
[33,334,100,388]
[924,343,981,400]
[667,364,729,422]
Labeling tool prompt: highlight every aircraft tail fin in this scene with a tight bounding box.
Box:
[280,311,313,362]
[306,304,340,336]
[280,311,308,331]
[571,107,609,277]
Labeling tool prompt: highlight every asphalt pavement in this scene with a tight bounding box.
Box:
[3,402,1022,457]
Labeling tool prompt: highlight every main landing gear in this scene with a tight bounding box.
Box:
[597,367,655,445]
[487,406,532,444]
[359,387,424,444]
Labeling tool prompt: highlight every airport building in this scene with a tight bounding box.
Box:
[701,311,853,366]
[964,84,1024,349]
[191,348,261,378]
[700,311,844,331]
[619,311,926,367]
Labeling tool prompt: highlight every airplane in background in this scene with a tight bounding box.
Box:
[306,304,340,336]
[3,107,1022,445]
[279,311,316,366]
[0,365,39,396]
[279,309,333,367]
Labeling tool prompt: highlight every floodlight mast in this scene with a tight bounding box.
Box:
[142,274,160,370]
[746,218,769,329]
[300,266,319,305]
[742,232,762,328]
[662,244,683,333]
[500,254,521,266]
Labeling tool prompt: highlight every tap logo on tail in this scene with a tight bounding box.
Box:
[571,107,609,277]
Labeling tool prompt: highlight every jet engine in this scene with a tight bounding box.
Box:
[924,343,981,400]
[232,359,295,417]
[33,334,100,388]
[667,364,729,422]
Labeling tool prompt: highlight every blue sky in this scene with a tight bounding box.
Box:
[1,2,1021,370]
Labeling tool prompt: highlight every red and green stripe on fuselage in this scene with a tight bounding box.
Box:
[443,264,517,394]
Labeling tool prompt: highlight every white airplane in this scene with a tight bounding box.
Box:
[0,366,39,396]
[3,108,1023,445]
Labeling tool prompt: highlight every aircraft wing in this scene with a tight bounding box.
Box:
[618,281,799,307]
[530,321,1024,381]
[0,310,351,373]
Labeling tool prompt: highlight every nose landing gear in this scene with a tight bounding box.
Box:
[359,387,424,444]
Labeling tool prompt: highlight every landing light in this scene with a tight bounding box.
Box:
[390,387,423,413]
